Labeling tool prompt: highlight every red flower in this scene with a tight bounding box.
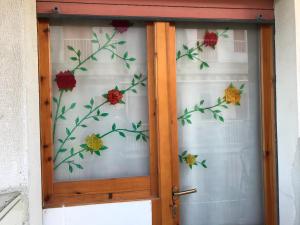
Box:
[55,71,76,91]
[107,89,123,105]
[203,32,218,48]
[111,20,131,33]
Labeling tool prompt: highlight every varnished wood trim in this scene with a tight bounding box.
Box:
[53,176,150,195]
[147,22,159,198]
[260,24,278,225]
[153,22,176,225]
[45,190,152,208]
[38,19,54,206]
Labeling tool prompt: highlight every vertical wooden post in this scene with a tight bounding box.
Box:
[260,24,278,225]
[38,19,54,206]
[152,22,177,225]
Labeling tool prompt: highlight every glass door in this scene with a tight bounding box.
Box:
[175,24,264,225]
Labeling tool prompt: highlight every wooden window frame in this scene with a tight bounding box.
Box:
[38,19,159,208]
[38,18,278,225]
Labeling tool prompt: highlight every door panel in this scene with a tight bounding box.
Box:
[175,24,264,225]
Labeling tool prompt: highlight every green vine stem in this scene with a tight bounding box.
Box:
[176,27,229,69]
[52,90,63,141]
[177,98,227,125]
[52,29,136,151]
[54,125,149,170]
[54,73,147,162]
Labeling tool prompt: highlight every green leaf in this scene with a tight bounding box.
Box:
[101,113,109,117]
[58,139,63,143]
[75,164,83,169]
[70,148,74,155]
[96,109,100,116]
[112,123,116,131]
[93,116,99,121]
[70,102,76,109]
[123,52,128,59]
[95,151,101,156]
[118,40,126,45]
[68,165,73,173]
[92,32,98,39]
[240,84,245,89]
[181,119,185,126]
[102,94,108,98]
[182,151,187,156]
[67,45,75,51]
[111,54,115,59]
[126,63,130,69]
[136,134,141,141]
[61,106,66,113]
[66,128,71,135]
[90,98,94,105]
[84,105,92,109]
[77,50,81,57]
[59,115,66,120]
[187,119,192,124]
[200,100,204,105]
[119,132,126,137]
[100,146,108,150]
[219,116,224,122]
[53,97,58,103]
[80,144,88,149]
[187,54,193,60]
[105,33,110,40]
[222,34,229,38]
[91,55,97,61]
[222,105,228,109]
[60,148,67,153]
[177,50,181,59]
[70,57,78,61]
[128,58,135,61]
[183,44,188,50]
[199,108,204,113]
[81,124,87,128]
[91,40,98,43]
[79,152,84,159]
[142,135,147,142]
[132,123,137,130]
[137,121,142,128]
[69,137,76,140]
[80,67,87,71]
[131,89,137,93]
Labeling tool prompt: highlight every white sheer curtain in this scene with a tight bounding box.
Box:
[176,24,263,225]
[50,20,149,181]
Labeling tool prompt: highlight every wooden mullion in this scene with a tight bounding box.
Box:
[38,18,54,206]
[260,24,278,225]
[147,22,159,198]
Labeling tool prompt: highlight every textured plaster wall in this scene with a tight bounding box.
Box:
[0,0,42,224]
[275,0,300,224]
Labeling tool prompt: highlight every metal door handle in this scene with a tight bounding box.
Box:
[173,188,197,197]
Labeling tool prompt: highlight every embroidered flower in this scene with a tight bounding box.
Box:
[55,71,76,91]
[111,20,132,33]
[224,84,241,105]
[203,32,218,49]
[184,154,198,168]
[85,134,103,151]
[107,89,123,105]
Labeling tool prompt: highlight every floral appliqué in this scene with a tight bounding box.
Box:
[55,71,76,91]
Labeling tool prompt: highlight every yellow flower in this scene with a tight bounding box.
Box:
[85,134,103,151]
[224,84,241,105]
[185,154,197,167]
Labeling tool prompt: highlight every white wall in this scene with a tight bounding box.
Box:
[275,0,300,224]
[0,0,42,224]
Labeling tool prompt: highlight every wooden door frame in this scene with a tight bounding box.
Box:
[151,23,278,225]
[38,17,278,224]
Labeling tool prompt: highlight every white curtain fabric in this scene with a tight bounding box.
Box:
[176,24,264,225]
[50,20,149,181]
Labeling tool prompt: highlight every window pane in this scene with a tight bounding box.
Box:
[176,24,264,225]
[50,20,149,181]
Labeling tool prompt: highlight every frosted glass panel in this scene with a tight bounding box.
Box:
[50,20,149,181]
[176,24,263,225]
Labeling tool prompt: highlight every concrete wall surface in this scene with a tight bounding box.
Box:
[0,0,42,224]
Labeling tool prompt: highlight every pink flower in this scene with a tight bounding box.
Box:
[111,20,132,33]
